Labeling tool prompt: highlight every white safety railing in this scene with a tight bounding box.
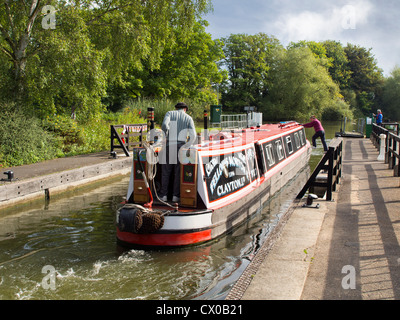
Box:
[214,113,263,130]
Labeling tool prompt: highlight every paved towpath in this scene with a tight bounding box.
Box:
[0,151,132,208]
[1,151,112,182]
[227,138,400,300]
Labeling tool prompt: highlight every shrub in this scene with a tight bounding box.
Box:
[321,100,354,121]
[123,98,208,124]
[0,103,59,167]
[42,115,84,153]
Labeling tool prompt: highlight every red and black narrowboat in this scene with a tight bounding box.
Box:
[116,122,311,248]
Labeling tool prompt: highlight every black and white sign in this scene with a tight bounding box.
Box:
[203,150,251,202]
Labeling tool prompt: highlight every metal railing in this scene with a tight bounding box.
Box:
[220,114,248,129]
[213,113,263,130]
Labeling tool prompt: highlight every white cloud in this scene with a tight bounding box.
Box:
[205,0,399,74]
[273,0,374,43]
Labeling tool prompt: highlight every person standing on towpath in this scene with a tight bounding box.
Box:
[302,115,328,152]
[373,109,383,126]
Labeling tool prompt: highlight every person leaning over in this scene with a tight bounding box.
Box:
[159,102,196,203]
[302,115,328,152]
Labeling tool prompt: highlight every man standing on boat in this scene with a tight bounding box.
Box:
[159,102,196,203]
[302,115,328,152]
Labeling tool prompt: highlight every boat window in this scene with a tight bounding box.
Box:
[294,132,300,149]
[275,139,285,161]
[265,144,276,166]
[286,136,294,154]
[299,129,305,146]
[247,147,259,181]
[256,144,267,175]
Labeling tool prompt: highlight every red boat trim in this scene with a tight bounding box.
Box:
[149,209,213,217]
[117,228,212,247]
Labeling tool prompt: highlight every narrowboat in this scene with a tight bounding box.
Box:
[116,122,311,248]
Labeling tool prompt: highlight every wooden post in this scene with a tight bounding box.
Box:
[378,134,386,161]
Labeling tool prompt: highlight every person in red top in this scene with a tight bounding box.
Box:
[302,115,328,152]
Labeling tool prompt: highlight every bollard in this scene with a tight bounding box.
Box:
[377,134,386,161]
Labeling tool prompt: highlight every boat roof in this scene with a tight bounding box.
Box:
[197,122,302,151]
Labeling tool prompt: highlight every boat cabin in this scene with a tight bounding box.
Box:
[126,122,308,211]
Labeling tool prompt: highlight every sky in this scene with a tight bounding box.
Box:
[204,0,400,76]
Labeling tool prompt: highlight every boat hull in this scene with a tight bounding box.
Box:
[117,228,213,247]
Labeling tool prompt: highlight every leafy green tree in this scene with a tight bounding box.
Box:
[288,40,332,69]
[322,40,351,90]
[219,33,282,110]
[110,20,226,108]
[0,0,211,118]
[382,66,400,121]
[266,47,345,121]
[344,44,384,116]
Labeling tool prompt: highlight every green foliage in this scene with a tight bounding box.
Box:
[0,0,211,120]
[220,33,282,110]
[322,100,354,121]
[0,103,59,167]
[123,98,207,124]
[107,20,226,108]
[42,115,85,153]
[266,47,344,122]
[322,40,352,90]
[288,40,333,69]
[0,102,149,167]
[344,44,384,115]
[382,66,400,121]
[219,36,383,121]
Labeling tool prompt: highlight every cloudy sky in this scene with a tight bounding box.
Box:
[204,0,400,76]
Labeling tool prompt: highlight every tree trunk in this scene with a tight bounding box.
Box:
[15,0,41,100]
[14,34,30,98]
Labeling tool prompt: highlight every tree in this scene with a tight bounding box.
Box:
[288,40,332,70]
[322,40,351,90]
[111,20,226,107]
[382,66,400,121]
[0,0,44,100]
[344,44,384,116]
[266,47,345,121]
[0,0,212,118]
[219,33,282,110]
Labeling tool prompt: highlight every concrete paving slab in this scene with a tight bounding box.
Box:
[240,202,328,300]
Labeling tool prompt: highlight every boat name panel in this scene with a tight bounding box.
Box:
[203,150,251,202]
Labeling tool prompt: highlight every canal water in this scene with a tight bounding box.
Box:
[0,121,347,300]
